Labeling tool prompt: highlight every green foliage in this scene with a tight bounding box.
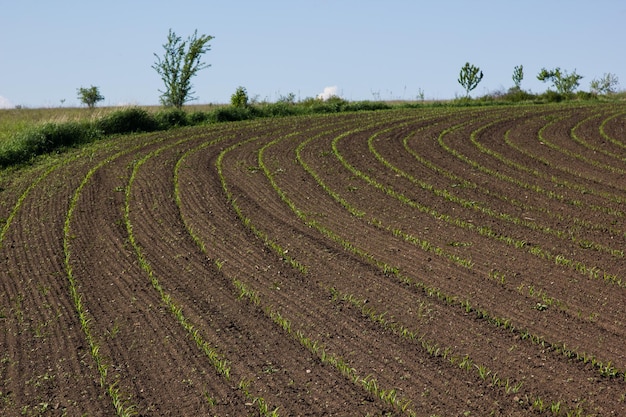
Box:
[152,29,214,108]
[0,121,101,167]
[256,102,302,117]
[154,108,189,129]
[0,99,399,168]
[537,67,583,95]
[301,96,349,113]
[10,87,612,171]
[575,90,597,101]
[77,86,104,109]
[29,121,100,149]
[590,73,619,95]
[248,93,301,117]
[96,108,159,135]
[512,65,524,89]
[343,101,391,112]
[188,111,211,124]
[276,92,296,104]
[458,62,484,97]
[211,106,253,122]
[211,95,390,123]
[539,90,566,103]
[230,86,249,108]
[475,86,536,103]
[504,87,535,102]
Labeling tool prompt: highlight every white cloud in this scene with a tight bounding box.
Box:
[317,86,338,101]
[0,96,14,109]
[116,101,140,107]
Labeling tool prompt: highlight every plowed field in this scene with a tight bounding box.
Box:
[1,103,625,416]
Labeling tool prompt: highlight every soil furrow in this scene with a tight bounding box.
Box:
[3,104,626,416]
[181,129,533,416]
[0,148,120,415]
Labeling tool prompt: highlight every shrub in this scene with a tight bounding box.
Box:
[257,102,301,118]
[575,91,597,101]
[188,111,211,124]
[503,87,536,102]
[95,108,159,135]
[155,108,189,129]
[539,90,567,103]
[231,86,249,108]
[343,101,391,112]
[0,121,102,167]
[302,96,349,113]
[211,106,253,122]
[452,96,475,106]
[590,73,619,95]
[34,121,101,148]
[277,92,296,104]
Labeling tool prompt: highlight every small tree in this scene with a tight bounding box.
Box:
[537,67,583,95]
[230,86,249,108]
[512,65,524,90]
[152,29,214,108]
[590,73,619,95]
[458,62,483,97]
[77,86,104,108]
[277,92,296,104]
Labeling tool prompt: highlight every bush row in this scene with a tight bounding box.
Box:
[0,100,393,168]
[0,108,180,167]
[0,88,613,168]
[472,87,603,105]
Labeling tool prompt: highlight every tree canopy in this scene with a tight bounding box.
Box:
[77,86,104,108]
[152,29,214,108]
[458,62,484,97]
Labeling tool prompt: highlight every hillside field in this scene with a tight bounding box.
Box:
[1,103,626,416]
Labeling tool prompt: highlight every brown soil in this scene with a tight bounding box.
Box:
[1,104,626,416]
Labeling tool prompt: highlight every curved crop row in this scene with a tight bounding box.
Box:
[2,104,626,416]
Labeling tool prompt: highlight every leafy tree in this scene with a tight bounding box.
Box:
[512,65,524,90]
[458,62,484,97]
[152,29,214,108]
[537,67,583,95]
[77,86,104,108]
[590,73,619,95]
[230,86,249,108]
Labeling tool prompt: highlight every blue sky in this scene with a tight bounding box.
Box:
[1,0,624,108]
